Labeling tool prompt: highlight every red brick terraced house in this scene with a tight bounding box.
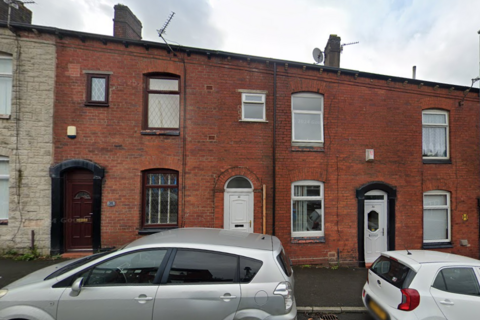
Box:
[1,5,479,266]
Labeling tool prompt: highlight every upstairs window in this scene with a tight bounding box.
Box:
[0,156,9,220]
[292,93,323,143]
[142,169,178,228]
[85,73,109,106]
[242,93,266,121]
[144,75,180,130]
[292,180,324,237]
[0,54,12,116]
[422,110,449,159]
[423,190,450,244]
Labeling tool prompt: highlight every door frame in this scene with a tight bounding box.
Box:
[356,181,396,267]
[50,159,104,255]
[224,176,254,232]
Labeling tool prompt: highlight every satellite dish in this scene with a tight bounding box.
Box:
[312,48,323,64]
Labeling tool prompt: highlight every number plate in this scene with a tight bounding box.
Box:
[368,299,388,320]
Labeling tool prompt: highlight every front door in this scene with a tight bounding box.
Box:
[65,169,93,251]
[224,176,254,232]
[364,190,387,264]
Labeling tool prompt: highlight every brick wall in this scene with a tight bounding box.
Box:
[51,34,480,264]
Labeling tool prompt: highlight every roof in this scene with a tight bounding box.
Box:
[384,250,480,267]
[124,228,274,251]
[1,21,478,95]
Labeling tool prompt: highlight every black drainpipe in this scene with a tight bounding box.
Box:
[182,59,187,226]
[272,62,277,235]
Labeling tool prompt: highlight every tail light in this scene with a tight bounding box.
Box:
[398,288,420,311]
[274,281,293,312]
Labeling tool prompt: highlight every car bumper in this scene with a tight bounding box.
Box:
[265,299,297,320]
[363,284,419,320]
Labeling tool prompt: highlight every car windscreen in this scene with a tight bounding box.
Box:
[371,255,416,289]
[44,250,115,280]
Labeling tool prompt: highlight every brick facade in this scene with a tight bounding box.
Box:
[49,31,480,264]
[2,20,480,265]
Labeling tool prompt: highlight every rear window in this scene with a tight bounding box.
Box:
[239,257,263,283]
[277,248,292,277]
[371,256,416,289]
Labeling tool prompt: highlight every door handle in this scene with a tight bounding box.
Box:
[135,295,153,304]
[249,220,251,228]
[440,300,454,306]
[220,294,237,300]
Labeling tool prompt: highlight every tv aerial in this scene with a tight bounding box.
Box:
[157,12,176,56]
[312,48,323,64]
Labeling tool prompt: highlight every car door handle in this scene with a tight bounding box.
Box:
[220,294,237,300]
[135,295,153,304]
[440,299,454,306]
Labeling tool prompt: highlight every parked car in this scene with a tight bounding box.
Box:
[362,250,480,320]
[0,228,296,320]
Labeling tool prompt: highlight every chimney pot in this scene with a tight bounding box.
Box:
[324,34,341,68]
[0,1,32,24]
[113,4,142,40]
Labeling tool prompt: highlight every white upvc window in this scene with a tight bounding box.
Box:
[242,93,266,121]
[423,190,451,243]
[0,55,13,116]
[0,156,9,220]
[292,180,324,237]
[422,110,449,159]
[292,92,323,143]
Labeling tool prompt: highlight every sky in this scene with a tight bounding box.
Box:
[25,0,480,87]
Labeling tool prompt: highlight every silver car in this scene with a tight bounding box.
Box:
[0,228,296,320]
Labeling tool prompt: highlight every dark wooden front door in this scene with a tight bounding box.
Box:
[65,169,93,251]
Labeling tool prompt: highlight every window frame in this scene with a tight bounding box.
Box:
[0,156,9,220]
[0,54,13,117]
[85,73,110,107]
[143,74,180,130]
[423,190,451,244]
[291,92,324,143]
[241,93,266,121]
[291,180,324,238]
[422,109,449,160]
[141,169,179,229]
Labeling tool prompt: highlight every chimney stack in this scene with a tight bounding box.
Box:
[0,1,32,24]
[113,4,142,40]
[324,34,341,68]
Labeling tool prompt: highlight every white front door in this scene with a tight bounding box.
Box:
[224,191,253,232]
[364,190,387,264]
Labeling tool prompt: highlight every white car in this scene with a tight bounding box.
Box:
[362,250,480,320]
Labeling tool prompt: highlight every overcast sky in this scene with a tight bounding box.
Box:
[27,0,480,87]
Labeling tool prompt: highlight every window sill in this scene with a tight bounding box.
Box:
[423,159,451,164]
[84,103,109,107]
[291,236,325,244]
[0,220,8,225]
[138,227,178,235]
[239,119,268,123]
[141,130,180,136]
[422,242,453,249]
[0,114,11,120]
[291,145,324,152]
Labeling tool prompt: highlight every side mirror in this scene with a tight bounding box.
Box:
[70,277,84,297]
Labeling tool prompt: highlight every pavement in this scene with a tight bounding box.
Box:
[0,258,369,314]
